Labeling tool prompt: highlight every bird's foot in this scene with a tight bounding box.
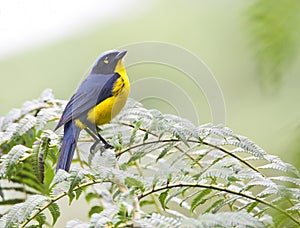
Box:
[90,140,100,154]
[90,140,113,155]
[104,142,113,150]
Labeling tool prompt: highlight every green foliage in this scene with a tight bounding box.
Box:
[47,203,60,226]
[246,0,300,85]
[88,205,103,218]
[0,89,300,227]
[158,190,169,211]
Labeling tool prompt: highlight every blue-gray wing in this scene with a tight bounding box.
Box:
[55,73,120,130]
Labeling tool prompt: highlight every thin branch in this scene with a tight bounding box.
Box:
[119,122,203,168]
[138,182,300,226]
[200,140,264,176]
[116,139,177,157]
[19,179,101,228]
[116,135,262,175]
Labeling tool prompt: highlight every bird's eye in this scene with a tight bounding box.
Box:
[104,57,109,64]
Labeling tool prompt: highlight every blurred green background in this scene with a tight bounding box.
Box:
[1,1,300,224]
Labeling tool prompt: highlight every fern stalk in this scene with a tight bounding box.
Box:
[138,181,300,226]
[19,178,101,228]
[120,122,203,168]
[116,137,262,176]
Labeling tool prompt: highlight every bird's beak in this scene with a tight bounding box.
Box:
[115,50,127,60]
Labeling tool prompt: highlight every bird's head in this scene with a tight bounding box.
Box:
[91,50,127,75]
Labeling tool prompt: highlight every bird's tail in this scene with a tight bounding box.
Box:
[56,121,81,172]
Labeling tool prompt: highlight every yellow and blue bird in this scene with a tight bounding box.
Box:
[55,50,130,171]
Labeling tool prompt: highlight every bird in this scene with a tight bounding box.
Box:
[54,50,130,172]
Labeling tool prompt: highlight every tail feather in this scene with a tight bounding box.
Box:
[56,121,81,172]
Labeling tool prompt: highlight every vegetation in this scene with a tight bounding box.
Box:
[246,0,300,86]
[1,1,300,227]
[0,89,299,227]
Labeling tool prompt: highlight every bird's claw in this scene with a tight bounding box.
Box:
[104,142,113,150]
[90,140,113,155]
[90,140,99,154]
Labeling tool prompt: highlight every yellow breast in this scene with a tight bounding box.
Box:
[87,63,130,126]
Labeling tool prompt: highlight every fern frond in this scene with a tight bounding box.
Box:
[0,123,18,145]
[1,108,22,130]
[90,149,116,179]
[197,124,239,140]
[135,213,181,228]
[36,107,59,130]
[190,188,213,213]
[21,195,49,223]
[0,145,31,178]
[39,88,55,103]
[66,220,89,228]
[270,176,300,186]
[20,100,47,116]
[49,169,70,194]
[31,137,50,183]
[47,202,60,226]
[263,155,300,176]
[287,203,300,212]
[0,195,48,228]
[68,168,88,193]
[226,137,266,158]
[1,94,300,227]
[245,177,277,190]
[183,211,264,227]
[89,206,119,227]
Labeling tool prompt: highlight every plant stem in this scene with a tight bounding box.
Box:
[19,179,101,227]
[119,122,203,168]
[116,136,262,176]
[138,181,300,225]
